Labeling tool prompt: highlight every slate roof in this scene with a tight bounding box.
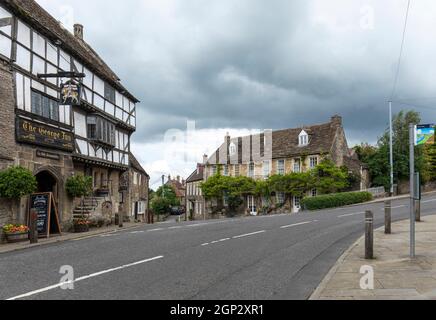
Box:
[2,0,139,102]
[129,153,149,178]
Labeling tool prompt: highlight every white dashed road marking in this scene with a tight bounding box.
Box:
[233,230,266,239]
[338,212,365,218]
[280,220,317,229]
[7,256,164,300]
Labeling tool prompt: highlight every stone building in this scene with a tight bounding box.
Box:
[165,175,186,207]
[124,153,150,223]
[185,163,206,220]
[194,116,369,217]
[0,0,147,237]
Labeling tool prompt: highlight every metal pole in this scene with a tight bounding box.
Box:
[385,200,391,234]
[365,210,374,260]
[409,124,415,258]
[389,101,394,196]
[29,209,38,244]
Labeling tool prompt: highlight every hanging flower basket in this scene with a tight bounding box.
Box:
[3,225,29,243]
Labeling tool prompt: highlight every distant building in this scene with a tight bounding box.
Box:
[185,163,205,220]
[189,116,369,218]
[165,175,186,207]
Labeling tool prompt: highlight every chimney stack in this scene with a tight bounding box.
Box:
[331,115,342,128]
[203,154,208,164]
[74,24,84,40]
[177,175,180,183]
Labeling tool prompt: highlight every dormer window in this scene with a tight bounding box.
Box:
[299,130,309,146]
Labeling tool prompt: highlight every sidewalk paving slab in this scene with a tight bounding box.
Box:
[311,215,436,300]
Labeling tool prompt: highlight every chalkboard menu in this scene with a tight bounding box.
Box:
[29,193,61,238]
[30,194,50,235]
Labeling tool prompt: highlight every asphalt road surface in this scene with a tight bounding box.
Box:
[1,194,436,300]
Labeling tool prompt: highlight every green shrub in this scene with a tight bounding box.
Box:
[151,196,172,216]
[66,175,92,198]
[301,192,373,211]
[0,166,37,199]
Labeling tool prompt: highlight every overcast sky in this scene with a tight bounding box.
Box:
[36,0,436,188]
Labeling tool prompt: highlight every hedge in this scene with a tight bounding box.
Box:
[301,192,373,211]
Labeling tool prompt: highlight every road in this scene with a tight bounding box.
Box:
[1,194,436,300]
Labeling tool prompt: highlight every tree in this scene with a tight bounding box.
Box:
[354,110,424,189]
[155,185,178,206]
[151,197,172,216]
[0,166,37,199]
[65,175,92,198]
[311,160,349,194]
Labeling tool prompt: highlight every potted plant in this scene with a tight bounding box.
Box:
[73,218,90,233]
[2,224,29,243]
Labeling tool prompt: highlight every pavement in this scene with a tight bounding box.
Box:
[310,214,436,300]
[1,194,436,300]
[0,222,144,254]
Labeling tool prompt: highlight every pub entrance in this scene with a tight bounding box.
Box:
[35,170,59,213]
[34,170,61,236]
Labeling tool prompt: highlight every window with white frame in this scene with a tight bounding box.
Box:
[293,159,301,173]
[294,196,302,209]
[276,192,285,205]
[277,159,285,175]
[248,162,255,178]
[311,189,317,197]
[223,192,229,207]
[224,165,229,176]
[299,130,309,146]
[310,156,318,169]
[211,165,217,176]
[234,164,240,177]
[0,7,12,59]
[138,201,146,214]
[263,160,270,178]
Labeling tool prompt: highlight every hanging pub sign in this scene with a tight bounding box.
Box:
[28,192,61,238]
[60,80,81,105]
[415,124,435,146]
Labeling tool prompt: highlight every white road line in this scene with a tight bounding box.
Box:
[338,212,365,218]
[7,256,164,301]
[148,228,163,232]
[233,230,266,239]
[168,226,182,229]
[201,243,210,246]
[129,231,144,234]
[380,205,407,211]
[422,199,436,203]
[280,221,317,229]
[99,233,118,238]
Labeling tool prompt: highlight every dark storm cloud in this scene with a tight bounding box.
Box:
[37,0,436,145]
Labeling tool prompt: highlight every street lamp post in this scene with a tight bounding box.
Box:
[389,101,394,196]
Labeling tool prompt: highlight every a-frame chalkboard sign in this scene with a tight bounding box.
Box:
[28,192,62,238]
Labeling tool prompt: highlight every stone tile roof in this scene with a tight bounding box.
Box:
[2,0,139,102]
[186,164,204,183]
[129,153,149,177]
[272,122,336,158]
[207,116,343,164]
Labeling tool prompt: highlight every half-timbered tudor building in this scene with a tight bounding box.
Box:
[0,0,146,231]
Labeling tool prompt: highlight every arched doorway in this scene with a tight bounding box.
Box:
[35,170,59,215]
[35,171,57,193]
